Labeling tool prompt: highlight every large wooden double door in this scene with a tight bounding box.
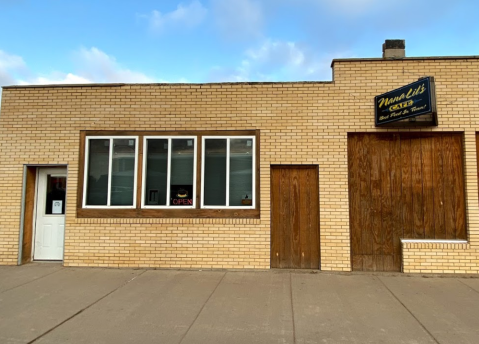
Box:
[348,133,466,271]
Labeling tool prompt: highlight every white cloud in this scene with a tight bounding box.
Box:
[243,40,333,81]
[315,0,384,16]
[207,61,250,82]
[0,48,172,108]
[145,1,207,32]
[0,50,28,85]
[18,73,91,85]
[206,37,354,83]
[207,39,336,82]
[0,47,163,88]
[211,0,263,39]
[246,41,306,68]
[0,49,92,87]
[325,0,379,8]
[74,47,155,83]
[0,50,26,70]
[0,68,16,86]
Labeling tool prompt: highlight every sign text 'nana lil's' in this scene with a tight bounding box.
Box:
[374,77,437,126]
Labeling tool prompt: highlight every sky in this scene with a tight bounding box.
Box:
[0,0,478,95]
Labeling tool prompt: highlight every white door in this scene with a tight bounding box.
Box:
[33,168,67,260]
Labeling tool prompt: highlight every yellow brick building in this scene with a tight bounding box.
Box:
[1,41,478,273]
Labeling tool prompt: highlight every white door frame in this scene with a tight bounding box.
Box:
[32,167,67,261]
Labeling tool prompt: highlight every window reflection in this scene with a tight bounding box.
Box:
[145,139,168,205]
[204,139,227,206]
[229,139,253,206]
[45,175,66,215]
[86,139,109,205]
[144,138,195,207]
[111,139,136,206]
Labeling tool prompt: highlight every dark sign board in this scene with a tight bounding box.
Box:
[170,185,193,206]
[375,77,437,126]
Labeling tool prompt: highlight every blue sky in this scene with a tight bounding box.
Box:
[0,0,478,89]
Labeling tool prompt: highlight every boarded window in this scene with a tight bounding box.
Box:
[348,133,466,272]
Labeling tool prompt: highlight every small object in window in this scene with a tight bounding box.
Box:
[148,190,159,205]
[241,194,252,205]
[177,188,188,198]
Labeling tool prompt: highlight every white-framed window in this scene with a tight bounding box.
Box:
[142,136,197,208]
[83,136,138,208]
[201,136,255,209]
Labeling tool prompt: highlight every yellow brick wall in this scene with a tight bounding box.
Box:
[0,57,479,272]
[402,242,479,274]
[334,58,479,274]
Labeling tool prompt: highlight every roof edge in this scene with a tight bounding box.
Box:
[1,80,333,90]
[2,83,126,89]
[331,55,479,67]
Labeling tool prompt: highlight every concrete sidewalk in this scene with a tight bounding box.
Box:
[1,264,478,344]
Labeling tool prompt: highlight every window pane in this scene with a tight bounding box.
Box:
[45,175,66,215]
[86,139,109,205]
[170,139,195,206]
[204,139,227,206]
[145,139,168,205]
[111,139,136,206]
[229,139,253,206]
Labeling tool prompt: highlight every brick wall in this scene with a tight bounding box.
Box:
[1,57,479,272]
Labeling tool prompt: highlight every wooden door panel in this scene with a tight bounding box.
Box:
[443,135,456,239]
[299,168,311,269]
[280,167,291,268]
[411,136,424,239]
[452,135,466,239]
[22,167,37,264]
[348,135,362,263]
[380,138,393,256]
[422,137,435,238]
[390,134,402,259]
[370,135,382,255]
[360,135,373,256]
[349,133,466,272]
[271,166,320,269]
[270,168,281,268]
[290,168,301,268]
[432,136,446,239]
[309,167,321,269]
[401,137,414,240]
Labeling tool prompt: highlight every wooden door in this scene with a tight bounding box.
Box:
[271,165,320,269]
[349,133,466,272]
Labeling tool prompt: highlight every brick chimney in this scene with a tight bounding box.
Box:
[382,39,405,59]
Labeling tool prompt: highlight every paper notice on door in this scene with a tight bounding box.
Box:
[52,200,63,214]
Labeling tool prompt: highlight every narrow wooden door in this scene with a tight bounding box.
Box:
[271,165,320,269]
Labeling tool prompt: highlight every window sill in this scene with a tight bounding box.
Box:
[401,239,468,244]
[76,208,260,219]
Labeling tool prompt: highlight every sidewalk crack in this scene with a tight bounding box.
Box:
[290,272,297,344]
[457,279,479,295]
[376,276,439,344]
[26,269,147,344]
[1,266,64,294]
[177,271,227,344]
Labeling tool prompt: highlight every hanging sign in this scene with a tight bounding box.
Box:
[170,185,193,206]
[375,77,437,126]
[52,200,63,214]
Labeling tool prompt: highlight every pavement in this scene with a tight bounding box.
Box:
[1,264,479,344]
